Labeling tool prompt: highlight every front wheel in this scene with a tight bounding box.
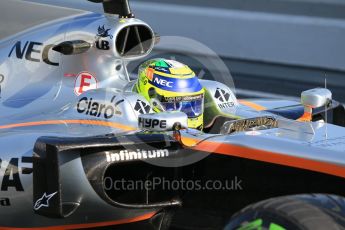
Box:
[225,194,345,230]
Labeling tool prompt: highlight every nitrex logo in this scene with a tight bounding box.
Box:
[214,88,234,109]
[139,118,167,129]
[134,100,151,114]
[214,88,230,102]
[105,149,169,163]
[153,77,173,88]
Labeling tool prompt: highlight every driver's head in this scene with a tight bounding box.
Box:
[136,59,204,130]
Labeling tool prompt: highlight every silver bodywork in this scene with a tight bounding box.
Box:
[0,11,159,228]
[0,5,345,229]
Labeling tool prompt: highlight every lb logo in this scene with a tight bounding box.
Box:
[74,72,98,96]
[95,40,110,50]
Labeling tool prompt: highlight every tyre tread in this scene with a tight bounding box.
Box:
[229,194,345,230]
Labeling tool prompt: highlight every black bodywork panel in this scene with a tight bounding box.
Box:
[33,133,182,218]
[33,132,345,228]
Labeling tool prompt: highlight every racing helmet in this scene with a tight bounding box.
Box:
[135,59,205,130]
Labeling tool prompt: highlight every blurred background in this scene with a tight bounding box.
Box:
[1,0,345,102]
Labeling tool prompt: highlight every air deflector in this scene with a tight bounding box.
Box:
[87,0,134,18]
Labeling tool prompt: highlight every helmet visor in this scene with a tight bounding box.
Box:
[161,94,204,118]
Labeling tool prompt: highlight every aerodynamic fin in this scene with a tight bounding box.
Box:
[87,0,134,18]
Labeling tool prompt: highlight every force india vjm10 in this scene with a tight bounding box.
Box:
[1,0,345,229]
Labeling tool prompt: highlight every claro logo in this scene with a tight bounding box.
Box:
[77,96,123,119]
[106,149,170,163]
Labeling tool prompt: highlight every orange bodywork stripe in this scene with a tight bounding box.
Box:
[180,136,199,146]
[191,140,345,179]
[0,119,136,131]
[1,119,344,180]
[238,99,266,111]
[0,212,156,230]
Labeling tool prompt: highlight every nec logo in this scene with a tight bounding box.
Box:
[153,77,173,88]
[139,118,167,129]
[8,41,59,66]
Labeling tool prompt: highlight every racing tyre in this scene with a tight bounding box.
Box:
[225,194,345,230]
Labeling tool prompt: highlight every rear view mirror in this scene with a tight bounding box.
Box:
[301,88,332,108]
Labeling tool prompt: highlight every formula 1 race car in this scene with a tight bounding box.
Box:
[1,0,345,229]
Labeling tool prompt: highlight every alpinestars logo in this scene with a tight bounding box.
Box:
[214,88,230,102]
[106,149,170,163]
[34,192,57,211]
[134,100,151,114]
